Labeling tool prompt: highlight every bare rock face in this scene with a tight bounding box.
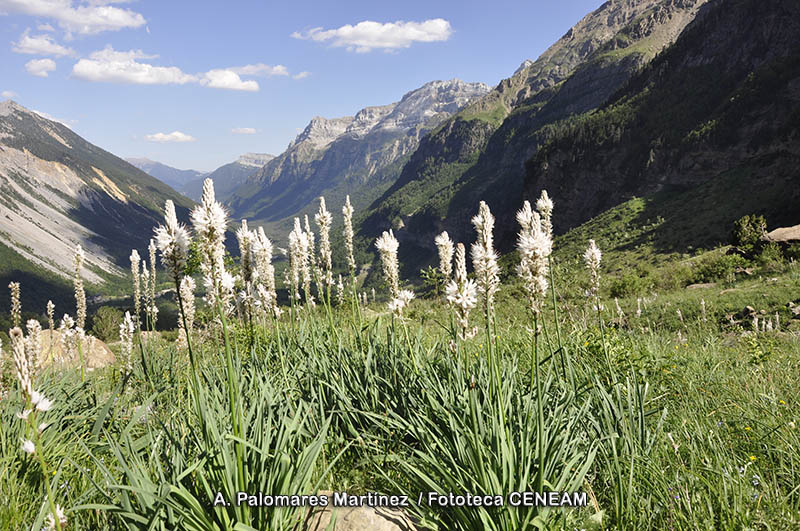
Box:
[289,116,356,150]
[39,330,116,369]
[236,153,275,168]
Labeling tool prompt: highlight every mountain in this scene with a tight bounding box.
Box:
[182,153,274,202]
[226,79,490,231]
[523,0,800,252]
[125,157,206,192]
[0,100,195,312]
[357,0,711,272]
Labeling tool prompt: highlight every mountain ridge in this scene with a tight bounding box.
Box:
[125,157,206,191]
[0,99,195,311]
[226,78,490,233]
[356,0,712,275]
[182,152,275,202]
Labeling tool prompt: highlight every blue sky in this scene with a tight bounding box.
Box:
[1,0,604,171]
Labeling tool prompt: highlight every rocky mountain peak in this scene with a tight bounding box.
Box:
[384,79,492,130]
[288,115,355,150]
[513,59,534,76]
[286,79,491,149]
[345,104,398,138]
[0,99,30,117]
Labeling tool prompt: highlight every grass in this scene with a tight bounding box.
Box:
[2,203,800,530]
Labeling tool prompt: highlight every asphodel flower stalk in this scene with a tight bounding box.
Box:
[342,195,356,282]
[10,325,63,530]
[235,219,254,285]
[303,214,318,303]
[315,196,333,289]
[288,218,305,303]
[119,311,134,373]
[584,239,602,307]
[9,281,21,328]
[251,226,277,316]
[57,315,76,365]
[235,219,257,322]
[536,190,554,240]
[46,504,67,531]
[375,230,400,300]
[141,268,152,326]
[130,250,141,326]
[289,217,312,306]
[471,201,500,318]
[154,199,190,285]
[445,242,477,340]
[190,178,233,311]
[10,327,32,396]
[434,231,454,281]
[336,274,344,305]
[46,300,55,334]
[516,200,551,316]
[73,245,87,381]
[375,229,414,316]
[178,276,196,348]
[147,239,158,328]
[73,245,86,330]
[24,319,42,381]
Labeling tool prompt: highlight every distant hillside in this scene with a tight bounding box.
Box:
[355,0,712,277]
[125,157,206,192]
[525,0,800,249]
[226,79,490,237]
[183,153,273,202]
[0,100,195,313]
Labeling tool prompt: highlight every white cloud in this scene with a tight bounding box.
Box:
[291,18,452,53]
[293,71,311,80]
[231,127,257,135]
[2,90,18,98]
[145,131,195,143]
[229,63,288,77]
[13,29,76,57]
[25,58,56,77]
[0,0,146,36]
[199,69,259,92]
[37,23,55,31]
[71,46,265,91]
[72,46,195,85]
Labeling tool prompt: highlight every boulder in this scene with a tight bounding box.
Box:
[764,224,800,244]
[303,492,418,531]
[686,282,715,290]
[39,330,116,369]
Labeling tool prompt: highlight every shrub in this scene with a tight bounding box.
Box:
[691,253,748,284]
[90,306,122,342]
[785,243,800,262]
[609,269,653,297]
[657,263,694,290]
[757,242,785,272]
[730,214,767,256]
